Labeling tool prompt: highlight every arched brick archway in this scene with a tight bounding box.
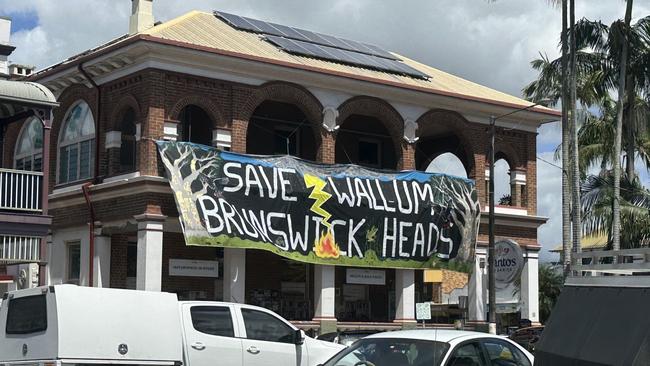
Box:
[109,94,142,131]
[415,109,477,177]
[239,82,323,127]
[237,82,324,158]
[335,96,404,169]
[494,141,522,170]
[168,95,226,128]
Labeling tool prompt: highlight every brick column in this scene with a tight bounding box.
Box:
[313,264,337,334]
[400,142,416,170]
[134,205,166,291]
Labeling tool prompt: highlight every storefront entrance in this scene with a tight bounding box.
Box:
[335,267,395,322]
[245,250,314,321]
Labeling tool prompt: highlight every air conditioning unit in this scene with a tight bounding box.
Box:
[17,263,39,290]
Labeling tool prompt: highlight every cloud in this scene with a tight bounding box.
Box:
[1,0,648,261]
[536,150,563,262]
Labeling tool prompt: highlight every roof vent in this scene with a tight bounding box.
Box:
[129,0,154,35]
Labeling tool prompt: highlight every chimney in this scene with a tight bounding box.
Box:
[0,16,16,78]
[129,0,154,34]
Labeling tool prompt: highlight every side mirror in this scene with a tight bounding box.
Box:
[294,329,305,345]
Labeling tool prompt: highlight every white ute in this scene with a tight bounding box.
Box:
[0,285,344,366]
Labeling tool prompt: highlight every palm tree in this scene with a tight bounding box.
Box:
[538,264,563,323]
[569,0,582,262]
[581,172,650,247]
[612,0,634,254]
[560,0,572,276]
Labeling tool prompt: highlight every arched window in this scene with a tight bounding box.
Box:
[58,101,95,184]
[178,105,212,146]
[14,117,43,172]
[119,108,137,173]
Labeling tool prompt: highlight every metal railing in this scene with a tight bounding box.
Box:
[572,248,650,275]
[0,235,41,263]
[0,168,43,212]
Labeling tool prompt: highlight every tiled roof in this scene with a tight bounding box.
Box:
[143,11,556,113]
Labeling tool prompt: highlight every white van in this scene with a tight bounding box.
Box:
[0,285,344,366]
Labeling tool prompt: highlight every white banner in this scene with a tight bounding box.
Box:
[346,268,386,285]
[169,259,219,278]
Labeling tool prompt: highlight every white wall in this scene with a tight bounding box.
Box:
[49,226,90,286]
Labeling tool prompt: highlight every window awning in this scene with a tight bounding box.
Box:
[0,79,58,122]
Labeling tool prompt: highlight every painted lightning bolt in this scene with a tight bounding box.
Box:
[304,173,332,228]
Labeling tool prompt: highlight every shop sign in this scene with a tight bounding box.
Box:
[169,259,219,278]
[157,141,481,270]
[495,239,524,286]
[416,302,432,320]
[346,268,386,285]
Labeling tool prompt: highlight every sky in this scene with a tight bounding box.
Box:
[1,0,649,262]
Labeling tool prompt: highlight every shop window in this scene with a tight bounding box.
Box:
[190,306,235,337]
[14,117,43,172]
[58,101,95,184]
[241,308,295,344]
[273,126,299,156]
[178,105,212,146]
[67,242,81,284]
[119,108,137,173]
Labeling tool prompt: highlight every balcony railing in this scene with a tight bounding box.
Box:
[0,235,41,263]
[0,168,43,212]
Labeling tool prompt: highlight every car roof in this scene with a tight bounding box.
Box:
[365,329,503,344]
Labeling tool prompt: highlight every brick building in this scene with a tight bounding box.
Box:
[4,1,558,332]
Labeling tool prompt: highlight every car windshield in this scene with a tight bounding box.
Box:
[323,337,450,366]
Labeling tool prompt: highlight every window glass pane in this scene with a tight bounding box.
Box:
[323,338,449,366]
[59,146,69,182]
[16,158,24,171]
[79,140,91,179]
[33,154,42,172]
[6,295,47,334]
[448,343,485,366]
[68,144,78,182]
[68,243,81,281]
[482,340,531,366]
[126,245,137,278]
[241,308,294,343]
[24,159,32,171]
[190,306,235,338]
[16,118,43,155]
[62,101,94,141]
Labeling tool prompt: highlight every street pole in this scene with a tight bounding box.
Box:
[488,115,497,335]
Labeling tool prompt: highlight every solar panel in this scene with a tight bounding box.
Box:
[214,11,399,61]
[265,35,429,79]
